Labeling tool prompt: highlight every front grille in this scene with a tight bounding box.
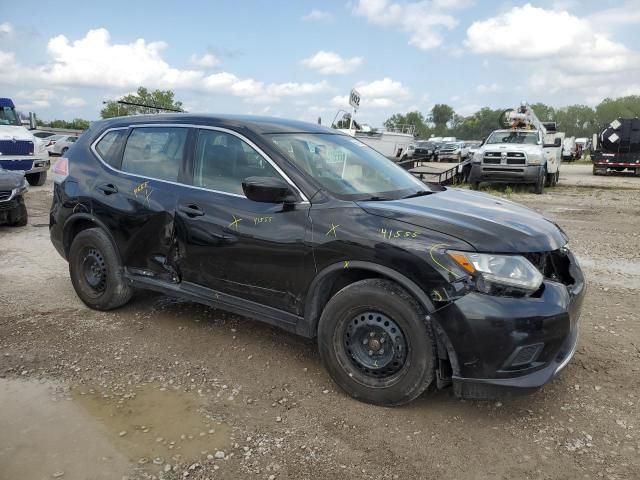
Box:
[0,140,34,156]
[0,190,12,201]
[525,250,574,286]
[0,198,18,210]
[483,151,528,165]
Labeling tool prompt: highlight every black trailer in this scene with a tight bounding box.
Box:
[592,118,640,176]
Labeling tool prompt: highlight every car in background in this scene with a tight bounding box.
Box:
[46,135,79,155]
[437,141,469,162]
[0,165,28,226]
[413,141,436,160]
[31,130,57,140]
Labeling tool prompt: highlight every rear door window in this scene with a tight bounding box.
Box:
[121,127,187,182]
[95,130,128,168]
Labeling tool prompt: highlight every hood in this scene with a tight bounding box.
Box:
[357,188,567,253]
[0,125,37,141]
[0,169,26,190]
[482,143,541,155]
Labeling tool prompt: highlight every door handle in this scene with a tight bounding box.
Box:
[178,204,205,217]
[97,183,118,195]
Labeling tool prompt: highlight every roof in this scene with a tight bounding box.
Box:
[0,98,16,109]
[95,113,341,135]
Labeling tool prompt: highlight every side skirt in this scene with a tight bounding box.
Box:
[124,272,304,336]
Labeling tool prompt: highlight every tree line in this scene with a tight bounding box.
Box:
[383,96,640,141]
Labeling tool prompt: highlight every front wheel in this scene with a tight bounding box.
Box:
[25,171,47,186]
[69,228,133,310]
[534,167,546,194]
[317,279,436,406]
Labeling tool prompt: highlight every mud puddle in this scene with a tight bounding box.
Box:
[0,378,230,479]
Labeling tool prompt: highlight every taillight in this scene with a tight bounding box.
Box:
[52,157,69,183]
[47,140,57,146]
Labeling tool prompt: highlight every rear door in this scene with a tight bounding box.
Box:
[90,125,190,279]
[175,127,312,314]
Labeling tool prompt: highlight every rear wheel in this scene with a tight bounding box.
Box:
[317,279,436,406]
[25,171,47,186]
[69,228,133,310]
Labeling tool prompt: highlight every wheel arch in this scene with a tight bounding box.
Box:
[298,261,436,338]
[62,214,120,260]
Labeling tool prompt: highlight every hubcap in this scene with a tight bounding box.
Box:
[81,248,107,293]
[343,312,407,378]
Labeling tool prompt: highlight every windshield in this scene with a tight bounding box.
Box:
[0,106,21,126]
[267,133,430,200]
[486,131,539,145]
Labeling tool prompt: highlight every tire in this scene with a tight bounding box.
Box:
[534,167,546,194]
[25,171,47,186]
[10,204,28,227]
[68,228,133,311]
[317,279,436,406]
[554,171,560,185]
[62,147,69,155]
[470,181,480,190]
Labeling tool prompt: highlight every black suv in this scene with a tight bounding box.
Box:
[50,115,585,406]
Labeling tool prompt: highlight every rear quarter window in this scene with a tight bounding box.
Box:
[95,130,127,168]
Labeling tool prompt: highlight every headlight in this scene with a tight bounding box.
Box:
[447,250,543,295]
[527,154,543,165]
[17,178,29,195]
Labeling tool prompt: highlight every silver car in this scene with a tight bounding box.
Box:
[46,135,79,156]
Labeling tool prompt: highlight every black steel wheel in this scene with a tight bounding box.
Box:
[318,279,436,406]
[69,228,133,310]
[344,311,408,379]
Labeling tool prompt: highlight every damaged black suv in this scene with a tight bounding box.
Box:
[50,115,585,406]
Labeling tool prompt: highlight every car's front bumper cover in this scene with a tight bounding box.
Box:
[434,251,585,399]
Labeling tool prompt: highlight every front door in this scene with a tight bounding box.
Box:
[175,128,312,314]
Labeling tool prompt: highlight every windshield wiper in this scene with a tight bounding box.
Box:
[402,190,433,199]
[364,196,392,201]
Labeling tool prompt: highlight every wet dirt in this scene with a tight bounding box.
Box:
[1,163,639,479]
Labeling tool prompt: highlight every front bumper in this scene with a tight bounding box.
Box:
[435,252,585,399]
[469,163,542,184]
[0,155,50,175]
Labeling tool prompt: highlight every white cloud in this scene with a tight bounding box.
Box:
[353,0,471,50]
[14,89,54,109]
[587,2,640,29]
[301,51,363,75]
[465,4,640,103]
[330,95,350,109]
[476,83,500,94]
[62,97,87,107]
[190,53,220,68]
[302,9,333,21]
[357,77,409,98]
[0,28,334,110]
[0,22,13,38]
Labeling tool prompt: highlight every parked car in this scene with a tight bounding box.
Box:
[46,134,79,155]
[437,141,470,162]
[413,141,436,160]
[31,130,57,139]
[50,114,585,406]
[0,165,28,226]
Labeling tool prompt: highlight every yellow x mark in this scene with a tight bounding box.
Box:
[229,215,243,229]
[326,223,339,237]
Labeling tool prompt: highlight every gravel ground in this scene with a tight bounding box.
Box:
[1,163,639,480]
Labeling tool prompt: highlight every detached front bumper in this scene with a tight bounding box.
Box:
[435,252,586,399]
[469,163,542,184]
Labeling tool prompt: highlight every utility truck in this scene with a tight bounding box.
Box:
[469,103,564,194]
[0,98,50,186]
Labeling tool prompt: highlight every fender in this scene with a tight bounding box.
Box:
[297,260,436,338]
[62,213,121,260]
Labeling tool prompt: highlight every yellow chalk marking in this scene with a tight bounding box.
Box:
[229,215,243,229]
[429,243,457,276]
[344,261,350,269]
[326,223,339,237]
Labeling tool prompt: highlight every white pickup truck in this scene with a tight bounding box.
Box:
[0,98,50,186]
[468,104,563,194]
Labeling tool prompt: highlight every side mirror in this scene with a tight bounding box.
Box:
[242,176,297,203]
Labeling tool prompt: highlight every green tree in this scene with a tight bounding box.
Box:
[100,86,184,119]
[554,105,596,137]
[595,96,640,128]
[530,102,555,121]
[429,104,455,134]
[383,111,430,138]
[39,118,91,130]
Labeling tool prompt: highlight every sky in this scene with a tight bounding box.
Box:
[1,0,639,126]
